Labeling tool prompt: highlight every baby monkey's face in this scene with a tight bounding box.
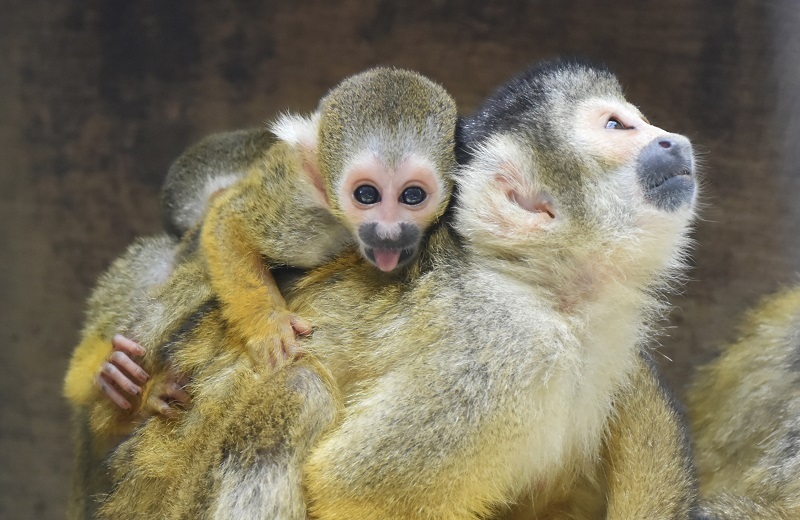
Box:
[337,152,450,273]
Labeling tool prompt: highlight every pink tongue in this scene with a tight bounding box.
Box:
[373,249,402,272]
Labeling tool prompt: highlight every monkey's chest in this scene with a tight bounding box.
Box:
[456,291,640,492]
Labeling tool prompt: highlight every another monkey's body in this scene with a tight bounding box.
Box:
[99,60,701,519]
[161,127,275,237]
[63,127,265,518]
[688,287,800,519]
[63,234,215,519]
[64,126,276,434]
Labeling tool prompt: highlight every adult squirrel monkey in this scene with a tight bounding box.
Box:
[63,67,458,519]
[98,59,702,519]
[689,287,800,519]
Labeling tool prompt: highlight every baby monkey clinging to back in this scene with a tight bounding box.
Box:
[63,67,458,519]
[200,66,457,364]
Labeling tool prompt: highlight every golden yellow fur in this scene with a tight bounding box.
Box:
[97,60,701,519]
[689,286,800,519]
[64,66,457,518]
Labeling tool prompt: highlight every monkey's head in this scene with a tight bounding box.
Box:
[456,59,698,290]
[305,67,458,272]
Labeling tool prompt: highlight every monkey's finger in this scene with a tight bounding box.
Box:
[279,328,305,362]
[108,350,150,384]
[163,381,191,408]
[95,373,132,410]
[149,397,180,419]
[101,361,142,397]
[112,334,146,358]
[289,315,313,337]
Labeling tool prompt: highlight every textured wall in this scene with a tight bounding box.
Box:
[2,1,799,517]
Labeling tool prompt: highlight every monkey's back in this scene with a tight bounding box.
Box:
[286,231,644,518]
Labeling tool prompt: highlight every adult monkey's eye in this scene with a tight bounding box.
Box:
[400,186,427,205]
[354,185,381,205]
[605,117,628,130]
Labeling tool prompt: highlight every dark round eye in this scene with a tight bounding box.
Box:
[605,117,627,130]
[400,186,427,206]
[354,185,380,205]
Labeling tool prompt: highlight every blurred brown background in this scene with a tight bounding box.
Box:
[2,0,799,517]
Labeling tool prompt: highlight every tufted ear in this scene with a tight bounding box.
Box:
[270,111,320,151]
[270,112,329,207]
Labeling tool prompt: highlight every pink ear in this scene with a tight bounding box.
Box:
[494,165,556,221]
[508,190,556,219]
[301,155,330,207]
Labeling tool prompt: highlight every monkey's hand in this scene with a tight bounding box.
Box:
[96,335,191,419]
[243,310,313,368]
[95,334,150,412]
[140,372,191,420]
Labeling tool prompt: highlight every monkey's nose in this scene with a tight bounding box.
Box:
[636,135,695,211]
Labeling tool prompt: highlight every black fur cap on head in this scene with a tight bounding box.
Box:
[457,57,620,164]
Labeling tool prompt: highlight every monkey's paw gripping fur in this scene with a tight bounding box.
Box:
[244,309,309,368]
[140,374,190,419]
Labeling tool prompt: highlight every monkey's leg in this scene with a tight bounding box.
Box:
[64,335,153,520]
[207,357,340,520]
[602,353,698,520]
[201,204,311,365]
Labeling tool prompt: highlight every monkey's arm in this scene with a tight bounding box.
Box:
[200,184,312,365]
[64,333,190,440]
[64,333,151,406]
[602,352,699,520]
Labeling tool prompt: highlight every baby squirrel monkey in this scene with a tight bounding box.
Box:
[99,59,702,519]
[63,66,457,519]
[688,286,800,519]
[200,66,456,364]
[65,65,456,415]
